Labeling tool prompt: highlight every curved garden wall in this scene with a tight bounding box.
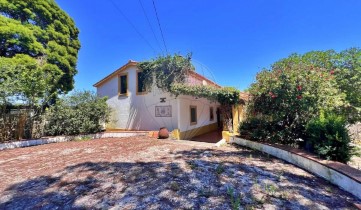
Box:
[230,137,361,200]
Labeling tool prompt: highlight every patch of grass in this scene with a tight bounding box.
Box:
[169,181,180,191]
[186,161,197,170]
[199,188,212,198]
[74,135,92,141]
[279,190,291,200]
[216,164,225,175]
[245,205,256,210]
[227,187,241,210]
[325,186,333,193]
[264,183,277,196]
[353,146,361,157]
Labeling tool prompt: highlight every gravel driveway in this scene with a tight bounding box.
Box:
[0,136,360,209]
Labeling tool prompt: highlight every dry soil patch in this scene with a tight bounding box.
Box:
[0,136,360,209]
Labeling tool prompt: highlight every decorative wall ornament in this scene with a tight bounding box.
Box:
[160,97,166,103]
[155,105,172,117]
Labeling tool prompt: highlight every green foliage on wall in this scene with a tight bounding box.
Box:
[138,53,194,93]
[170,84,241,105]
[138,53,241,105]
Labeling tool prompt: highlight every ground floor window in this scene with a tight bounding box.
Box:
[190,105,197,125]
[210,107,214,121]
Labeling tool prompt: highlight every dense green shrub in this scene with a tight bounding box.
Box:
[239,118,267,141]
[239,117,304,145]
[273,48,361,123]
[45,91,110,136]
[238,49,359,162]
[305,112,353,163]
[246,59,345,144]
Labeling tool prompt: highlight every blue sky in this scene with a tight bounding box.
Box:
[56,0,361,91]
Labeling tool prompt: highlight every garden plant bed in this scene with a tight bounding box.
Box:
[0,136,360,209]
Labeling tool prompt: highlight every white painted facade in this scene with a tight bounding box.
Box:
[177,95,218,132]
[95,62,220,134]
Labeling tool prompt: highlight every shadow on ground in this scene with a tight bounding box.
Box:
[0,146,359,209]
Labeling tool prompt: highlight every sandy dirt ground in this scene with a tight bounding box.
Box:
[349,140,361,170]
[0,136,360,209]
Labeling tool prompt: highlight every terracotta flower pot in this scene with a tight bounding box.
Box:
[152,131,159,138]
[158,127,169,139]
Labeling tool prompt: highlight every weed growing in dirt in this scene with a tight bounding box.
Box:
[264,183,277,196]
[325,186,333,193]
[186,161,197,170]
[227,187,241,210]
[199,188,212,198]
[245,204,256,210]
[169,181,180,191]
[216,164,225,175]
[280,190,291,200]
[74,135,92,141]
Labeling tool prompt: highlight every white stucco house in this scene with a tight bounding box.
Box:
[93,60,223,139]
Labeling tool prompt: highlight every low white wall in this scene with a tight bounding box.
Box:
[0,132,147,151]
[231,137,361,200]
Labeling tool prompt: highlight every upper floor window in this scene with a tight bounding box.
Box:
[137,71,147,94]
[119,73,128,95]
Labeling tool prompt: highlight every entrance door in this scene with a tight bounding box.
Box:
[216,108,222,129]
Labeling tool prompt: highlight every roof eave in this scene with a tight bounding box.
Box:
[93,60,138,87]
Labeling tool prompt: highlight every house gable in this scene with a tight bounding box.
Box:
[93,60,137,88]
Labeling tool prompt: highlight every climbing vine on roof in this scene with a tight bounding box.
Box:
[170,84,241,105]
[137,53,242,105]
[137,53,194,93]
